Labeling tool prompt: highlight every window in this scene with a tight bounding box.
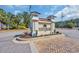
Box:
[43,24,47,31]
[43,24,47,27]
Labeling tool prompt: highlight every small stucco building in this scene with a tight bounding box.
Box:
[30,12,55,37]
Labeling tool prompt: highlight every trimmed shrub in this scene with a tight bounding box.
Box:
[18,26,26,29]
[66,22,75,28]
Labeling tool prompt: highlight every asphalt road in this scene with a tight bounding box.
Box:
[0,31,32,53]
[1,29,79,53]
[57,28,79,40]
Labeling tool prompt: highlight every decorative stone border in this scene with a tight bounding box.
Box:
[12,37,31,44]
[13,33,65,43]
[12,33,66,53]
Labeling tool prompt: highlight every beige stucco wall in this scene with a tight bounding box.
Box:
[50,22,55,34]
[32,19,55,36]
[39,23,50,28]
[37,23,53,36]
[37,31,51,36]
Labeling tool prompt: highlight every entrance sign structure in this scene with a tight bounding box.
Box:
[30,11,55,37]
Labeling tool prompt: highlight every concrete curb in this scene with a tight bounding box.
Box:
[13,33,65,43]
[12,38,30,44]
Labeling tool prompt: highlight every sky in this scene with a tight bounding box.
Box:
[0,5,79,21]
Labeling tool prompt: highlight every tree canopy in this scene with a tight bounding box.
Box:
[0,8,31,29]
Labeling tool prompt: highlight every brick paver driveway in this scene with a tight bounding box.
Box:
[33,35,79,53]
[0,30,32,53]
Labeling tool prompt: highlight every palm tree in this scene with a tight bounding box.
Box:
[6,12,14,30]
[0,8,6,29]
[10,14,16,29]
[28,5,33,35]
[13,13,22,29]
[22,11,30,28]
[61,12,65,28]
[47,15,56,21]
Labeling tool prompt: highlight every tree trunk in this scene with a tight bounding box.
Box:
[17,23,19,29]
[0,22,2,30]
[7,24,10,30]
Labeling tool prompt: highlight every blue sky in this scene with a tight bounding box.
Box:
[0,5,65,16]
[0,5,79,21]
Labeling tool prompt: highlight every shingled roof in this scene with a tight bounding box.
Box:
[32,18,51,23]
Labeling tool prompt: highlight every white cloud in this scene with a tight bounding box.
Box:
[55,7,70,17]
[66,13,79,19]
[55,5,79,21]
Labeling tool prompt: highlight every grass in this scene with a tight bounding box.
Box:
[0,29,28,32]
